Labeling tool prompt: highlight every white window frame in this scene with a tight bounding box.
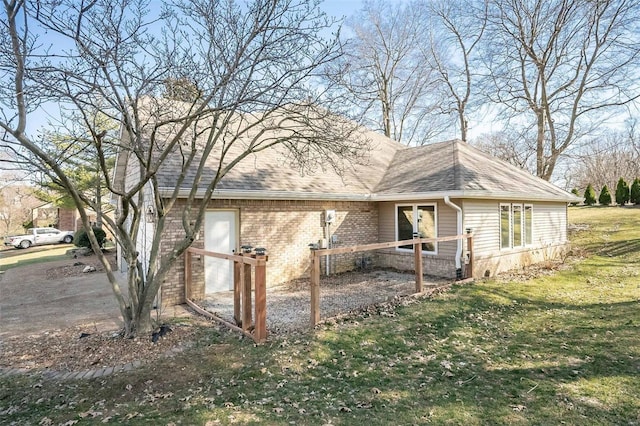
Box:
[499,203,512,250]
[500,203,534,250]
[512,204,523,247]
[524,204,533,246]
[395,203,438,255]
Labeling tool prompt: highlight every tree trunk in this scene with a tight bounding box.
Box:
[460,112,467,142]
[536,109,546,178]
[95,180,103,229]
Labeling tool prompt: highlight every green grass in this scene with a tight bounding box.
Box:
[1,207,639,425]
[0,245,73,273]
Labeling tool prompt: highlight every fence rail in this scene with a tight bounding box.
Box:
[309,233,474,326]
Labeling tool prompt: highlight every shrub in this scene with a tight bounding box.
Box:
[584,184,597,206]
[630,178,640,205]
[570,188,580,206]
[74,227,107,251]
[615,178,630,206]
[598,185,612,206]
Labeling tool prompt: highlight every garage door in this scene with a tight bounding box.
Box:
[204,210,237,293]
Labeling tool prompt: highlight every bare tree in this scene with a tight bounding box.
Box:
[1,0,365,336]
[483,0,640,181]
[568,124,640,193]
[331,0,446,145]
[471,129,537,172]
[0,180,40,236]
[426,0,487,142]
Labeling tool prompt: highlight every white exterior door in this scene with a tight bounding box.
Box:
[204,210,237,293]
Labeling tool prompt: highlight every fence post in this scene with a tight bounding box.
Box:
[254,255,267,343]
[233,259,241,325]
[184,249,192,301]
[467,233,474,279]
[413,233,423,293]
[310,250,320,327]
[242,253,252,331]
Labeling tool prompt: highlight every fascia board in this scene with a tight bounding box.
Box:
[157,187,579,203]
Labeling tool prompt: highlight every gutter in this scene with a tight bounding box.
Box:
[158,188,375,202]
[158,187,578,203]
[443,196,463,279]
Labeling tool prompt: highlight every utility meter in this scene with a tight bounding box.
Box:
[324,209,336,224]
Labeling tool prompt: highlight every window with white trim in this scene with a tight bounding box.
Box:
[500,203,533,249]
[524,204,533,245]
[396,204,437,253]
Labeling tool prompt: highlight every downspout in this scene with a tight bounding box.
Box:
[444,196,463,280]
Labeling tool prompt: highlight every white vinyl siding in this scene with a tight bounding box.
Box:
[463,200,567,256]
[532,203,567,245]
[462,200,501,256]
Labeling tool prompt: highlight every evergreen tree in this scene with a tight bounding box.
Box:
[599,185,612,205]
[630,178,640,205]
[32,110,117,228]
[615,178,630,206]
[570,188,580,206]
[584,184,597,206]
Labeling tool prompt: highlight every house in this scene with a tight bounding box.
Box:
[115,112,579,308]
[32,203,96,231]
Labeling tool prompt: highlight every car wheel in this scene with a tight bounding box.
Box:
[19,240,31,249]
[63,235,73,244]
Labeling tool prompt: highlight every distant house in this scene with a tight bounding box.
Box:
[32,203,108,235]
[31,203,90,231]
[114,117,579,307]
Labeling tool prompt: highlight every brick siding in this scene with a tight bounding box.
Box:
[160,199,379,306]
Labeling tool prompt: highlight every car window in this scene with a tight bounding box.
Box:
[36,229,49,234]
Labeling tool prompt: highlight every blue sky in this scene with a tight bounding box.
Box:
[321,0,363,19]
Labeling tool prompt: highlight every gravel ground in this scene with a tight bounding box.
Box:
[201,270,450,334]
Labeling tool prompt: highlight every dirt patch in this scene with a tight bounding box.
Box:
[45,250,115,279]
[0,249,210,373]
[0,319,208,373]
[201,269,451,334]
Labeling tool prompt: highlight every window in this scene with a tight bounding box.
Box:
[396,204,437,253]
[512,205,522,247]
[500,205,510,249]
[524,205,533,245]
[500,203,533,249]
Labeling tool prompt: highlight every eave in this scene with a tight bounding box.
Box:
[158,187,581,204]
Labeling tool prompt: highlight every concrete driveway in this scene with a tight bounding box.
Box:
[0,256,123,339]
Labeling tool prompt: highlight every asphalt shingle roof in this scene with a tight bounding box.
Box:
[151,118,575,202]
[375,139,573,200]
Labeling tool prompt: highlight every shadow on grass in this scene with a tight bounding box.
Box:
[303,282,640,424]
[582,238,640,257]
[0,252,71,272]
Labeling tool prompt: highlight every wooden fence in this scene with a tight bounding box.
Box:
[309,233,474,326]
[184,247,268,343]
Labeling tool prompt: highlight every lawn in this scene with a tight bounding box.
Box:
[1,207,638,425]
[0,245,73,273]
